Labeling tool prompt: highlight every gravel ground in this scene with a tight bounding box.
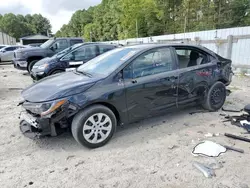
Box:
[0,64,250,188]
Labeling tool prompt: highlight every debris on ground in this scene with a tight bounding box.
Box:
[193,162,216,178]
[204,133,214,137]
[223,145,244,153]
[207,161,223,170]
[225,133,250,143]
[204,133,221,137]
[192,141,227,157]
[75,161,85,167]
[66,155,75,160]
[168,145,179,150]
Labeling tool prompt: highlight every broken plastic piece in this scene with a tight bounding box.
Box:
[204,133,214,137]
[193,162,216,178]
[192,141,226,157]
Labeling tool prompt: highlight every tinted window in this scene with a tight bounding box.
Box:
[130,48,174,78]
[53,40,68,50]
[84,45,97,59]
[77,48,139,76]
[175,48,208,68]
[5,47,17,51]
[53,43,82,58]
[70,40,83,46]
[62,45,97,61]
[99,45,115,54]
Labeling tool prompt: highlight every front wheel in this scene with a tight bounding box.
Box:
[27,60,39,73]
[71,105,117,148]
[202,81,226,111]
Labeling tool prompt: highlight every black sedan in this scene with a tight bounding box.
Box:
[19,44,233,148]
[31,43,117,80]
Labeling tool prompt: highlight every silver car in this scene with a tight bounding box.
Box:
[0,45,26,62]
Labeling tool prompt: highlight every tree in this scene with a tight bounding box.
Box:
[31,14,52,36]
[56,0,250,41]
[0,13,52,40]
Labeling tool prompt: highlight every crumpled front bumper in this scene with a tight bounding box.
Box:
[19,111,52,139]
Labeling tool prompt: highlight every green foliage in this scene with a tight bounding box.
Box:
[0,13,52,41]
[56,0,250,41]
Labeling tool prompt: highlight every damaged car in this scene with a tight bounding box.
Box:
[19,44,233,148]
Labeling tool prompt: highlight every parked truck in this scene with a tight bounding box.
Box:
[13,37,84,72]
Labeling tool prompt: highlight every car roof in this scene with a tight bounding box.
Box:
[52,37,83,40]
[120,43,212,54]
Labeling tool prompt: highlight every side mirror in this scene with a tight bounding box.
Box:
[50,46,54,51]
[2,50,6,53]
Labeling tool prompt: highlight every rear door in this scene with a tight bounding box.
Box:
[173,47,219,103]
[123,47,178,121]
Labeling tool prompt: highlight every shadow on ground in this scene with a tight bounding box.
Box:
[33,105,207,151]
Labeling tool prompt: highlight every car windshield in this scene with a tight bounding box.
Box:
[52,43,82,58]
[40,39,54,49]
[77,47,138,77]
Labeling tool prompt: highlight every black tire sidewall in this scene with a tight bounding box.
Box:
[203,81,226,111]
[28,60,39,73]
[71,105,117,148]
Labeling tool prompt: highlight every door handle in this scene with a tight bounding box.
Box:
[131,79,137,84]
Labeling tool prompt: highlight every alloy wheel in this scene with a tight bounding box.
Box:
[82,113,112,144]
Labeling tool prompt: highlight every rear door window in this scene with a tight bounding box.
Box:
[70,39,83,46]
[175,48,210,68]
[98,45,115,54]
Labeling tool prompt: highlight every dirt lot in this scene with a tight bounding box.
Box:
[0,64,250,188]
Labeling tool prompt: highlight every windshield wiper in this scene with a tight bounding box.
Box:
[76,69,92,77]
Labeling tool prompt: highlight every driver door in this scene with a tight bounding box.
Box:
[49,39,68,56]
[123,47,178,121]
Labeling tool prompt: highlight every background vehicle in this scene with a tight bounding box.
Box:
[27,43,43,47]
[0,45,6,49]
[13,37,84,72]
[0,45,26,62]
[19,44,232,148]
[31,43,117,80]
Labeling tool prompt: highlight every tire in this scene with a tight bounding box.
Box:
[50,69,64,75]
[202,81,226,111]
[71,105,117,148]
[27,60,39,73]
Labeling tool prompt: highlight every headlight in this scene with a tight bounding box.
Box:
[35,64,49,70]
[23,99,67,116]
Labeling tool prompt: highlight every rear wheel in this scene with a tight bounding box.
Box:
[202,81,226,111]
[71,105,117,148]
[27,60,39,73]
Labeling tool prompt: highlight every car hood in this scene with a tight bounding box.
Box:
[18,47,44,53]
[34,57,57,66]
[22,71,101,102]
